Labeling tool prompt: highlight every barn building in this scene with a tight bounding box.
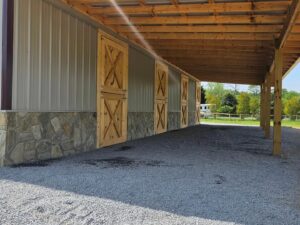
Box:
[0,0,299,166]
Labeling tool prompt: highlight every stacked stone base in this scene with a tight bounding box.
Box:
[128,112,154,141]
[0,110,201,167]
[188,111,196,126]
[168,112,180,131]
[0,112,96,167]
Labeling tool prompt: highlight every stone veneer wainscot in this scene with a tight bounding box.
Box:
[0,112,96,166]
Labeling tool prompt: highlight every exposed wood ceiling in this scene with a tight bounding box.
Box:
[62,0,300,85]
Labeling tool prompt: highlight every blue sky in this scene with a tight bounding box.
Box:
[283,62,300,92]
[203,61,299,92]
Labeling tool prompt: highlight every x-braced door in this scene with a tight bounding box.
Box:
[154,61,168,134]
[195,81,201,125]
[97,32,128,147]
[181,74,189,128]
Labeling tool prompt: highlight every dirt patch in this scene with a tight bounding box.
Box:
[10,159,58,168]
[115,145,134,152]
[81,157,166,168]
[214,174,226,184]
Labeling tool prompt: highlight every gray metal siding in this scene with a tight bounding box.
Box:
[168,68,181,112]
[12,0,97,111]
[189,79,196,112]
[128,47,155,112]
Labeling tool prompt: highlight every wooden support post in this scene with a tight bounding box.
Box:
[273,49,283,156]
[260,85,263,128]
[260,84,266,129]
[264,72,271,139]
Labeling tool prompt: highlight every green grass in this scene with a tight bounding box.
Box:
[202,118,300,129]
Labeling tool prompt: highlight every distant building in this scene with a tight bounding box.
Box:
[200,104,216,117]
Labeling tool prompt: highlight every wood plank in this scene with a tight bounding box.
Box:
[152,45,272,53]
[273,49,283,156]
[277,0,300,48]
[85,1,291,15]
[97,31,129,148]
[149,39,274,47]
[104,15,286,25]
[117,25,282,33]
[195,81,201,125]
[181,74,189,128]
[189,73,264,85]
[128,33,279,40]
[157,49,271,57]
[264,72,271,139]
[154,61,168,134]
[260,84,265,128]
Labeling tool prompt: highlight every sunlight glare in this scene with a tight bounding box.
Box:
[109,0,160,59]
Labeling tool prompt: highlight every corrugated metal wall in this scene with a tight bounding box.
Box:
[168,68,181,112]
[189,79,196,112]
[11,0,195,114]
[12,0,97,111]
[128,47,155,112]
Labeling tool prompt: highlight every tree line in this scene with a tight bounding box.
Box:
[201,83,300,120]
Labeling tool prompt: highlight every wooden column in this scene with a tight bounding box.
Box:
[260,84,264,128]
[273,49,283,156]
[264,72,271,139]
[260,84,265,128]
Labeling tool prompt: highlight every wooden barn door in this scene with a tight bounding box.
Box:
[97,32,128,147]
[154,61,168,134]
[181,74,189,128]
[195,81,201,125]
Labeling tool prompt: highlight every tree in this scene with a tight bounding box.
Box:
[218,105,235,114]
[249,96,260,116]
[282,89,300,114]
[237,92,251,115]
[284,96,300,120]
[205,83,225,112]
[221,93,238,113]
[248,85,260,97]
[201,86,206,104]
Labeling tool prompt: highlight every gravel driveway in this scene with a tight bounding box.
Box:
[0,124,299,225]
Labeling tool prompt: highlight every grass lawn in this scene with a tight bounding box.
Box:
[202,118,300,129]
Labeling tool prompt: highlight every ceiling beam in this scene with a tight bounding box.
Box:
[277,0,300,48]
[83,1,290,16]
[128,32,279,41]
[117,25,282,33]
[104,15,285,25]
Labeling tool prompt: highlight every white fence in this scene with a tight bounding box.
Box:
[202,113,300,121]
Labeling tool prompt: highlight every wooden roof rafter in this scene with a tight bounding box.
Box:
[269,0,300,77]
[60,0,297,85]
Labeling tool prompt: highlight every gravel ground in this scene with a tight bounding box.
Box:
[0,124,299,225]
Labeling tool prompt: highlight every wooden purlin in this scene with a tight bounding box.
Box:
[61,0,298,85]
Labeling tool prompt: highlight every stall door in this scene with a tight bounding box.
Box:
[97,33,128,147]
[181,74,189,128]
[154,62,168,134]
[195,81,201,125]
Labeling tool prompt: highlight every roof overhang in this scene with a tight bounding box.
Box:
[60,0,300,85]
